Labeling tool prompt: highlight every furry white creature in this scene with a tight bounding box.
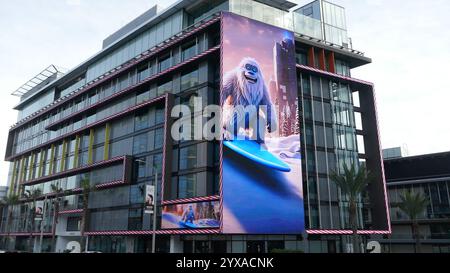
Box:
[221,57,278,141]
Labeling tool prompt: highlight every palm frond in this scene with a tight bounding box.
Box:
[330,163,371,201]
[398,190,429,221]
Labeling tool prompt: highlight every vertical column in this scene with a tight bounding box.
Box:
[104,124,111,160]
[87,129,95,164]
[307,47,315,68]
[162,94,174,201]
[73,135,81,169]
[327,51,336,74]
[8,160,17,196]
[60,140,68,173]
[18,157,26,196]
[318,48,326,70]
[358,86,390,231]
[48,144,55,175]
[27,153,35,181]
[38,149,45,178]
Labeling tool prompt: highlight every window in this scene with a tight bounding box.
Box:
[179,145,197,170]
[128,209,143,230]
[154,128,164,149]
[135,111,149,131]
[158,54,171,72]
[181,41,197,62]
[302,74,311,95]
[312,76,321,97]
[133,133,149,155]
[296,49,308,66]
[130,184,145,204]
[67,217,81,232]
[135,157,148,179]
[180,69,199,91]
[335,59,350,77]
[136,89,150,105]
[157,80,172,95]
[137,63,150,82]
[118,74,130,91]
[155,107,165,124]
[302,6,313,16]
[178,174,196,199]
[153,154,163,174]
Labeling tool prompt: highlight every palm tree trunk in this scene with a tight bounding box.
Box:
[412,221,421,253]
[29,201,36,253]
[80,192,89,252]
[349,201,358,253]
[51,198,60,253]
[5,208,13,250]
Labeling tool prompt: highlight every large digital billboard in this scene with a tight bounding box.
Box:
[221,13,305,234]
[162,201,220,229]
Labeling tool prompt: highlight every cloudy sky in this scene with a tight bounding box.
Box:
[0,0,449,186]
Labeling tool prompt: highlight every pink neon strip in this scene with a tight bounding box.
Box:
[58,209,83,215]
[162,195,220,205]
[85,229,221,236]
[307,229,390,235]
[296,64,374,87]
[218,12,225,234]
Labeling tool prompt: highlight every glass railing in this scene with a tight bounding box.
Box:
[229,0,352,48]
[292,12,323,40]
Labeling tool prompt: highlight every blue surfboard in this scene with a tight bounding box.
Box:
[179,221,197,229]
[224,140,291,172]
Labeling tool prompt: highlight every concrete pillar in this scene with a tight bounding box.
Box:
[126,237,135,253]
[170,235,183,253]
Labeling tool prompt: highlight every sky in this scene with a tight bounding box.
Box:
[0,0,449,186]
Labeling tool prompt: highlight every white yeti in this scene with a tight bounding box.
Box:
[221,57,278,141]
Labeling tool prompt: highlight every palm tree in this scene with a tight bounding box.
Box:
[50,184,64,253]
[0,194,20,250]
[398,190,428,253]
[79,178,96,252]
[24,188,43,252]
[329,163,372,253]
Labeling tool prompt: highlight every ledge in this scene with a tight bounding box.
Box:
[296,64,374,89]
[20,156,128,186]
[7,94,168,161]
[162,195,220,205]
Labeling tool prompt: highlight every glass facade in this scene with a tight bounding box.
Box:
[86,10,184,82]
[389,181,450,222]
[299,72,365,230]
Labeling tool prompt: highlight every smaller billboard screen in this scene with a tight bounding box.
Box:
[144,185,155,214]
[162,201,220,229]
[35,200,44,220]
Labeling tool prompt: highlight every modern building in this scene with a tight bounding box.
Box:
[0,0,390,253]
[382,146,409,160]
[378,151,450,253]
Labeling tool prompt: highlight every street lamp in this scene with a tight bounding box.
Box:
[138,159,158,254]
